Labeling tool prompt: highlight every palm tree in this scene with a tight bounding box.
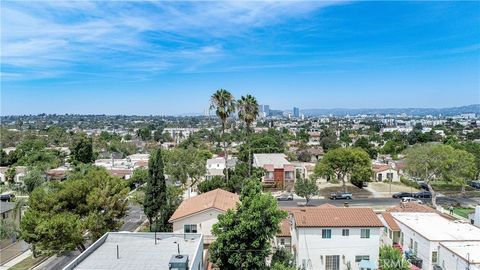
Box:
[237,94,259,135]
[210,89,236,182]
[237,95,259,176]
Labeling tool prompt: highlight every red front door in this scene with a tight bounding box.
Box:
[274,169,284,189]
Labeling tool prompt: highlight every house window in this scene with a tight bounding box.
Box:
[325,255,340,270]
[387,173,393,179]
[285,171,294,180]
[267,172,274,179]
[355,255,370,262]
[432,251,438,263]
[361,229,370,239]
[342,229,349,236]
[414,241,418,254]
[184,224,197,233]
[280,238,285,245]
[388,229,393,239]
[322,229,332,239]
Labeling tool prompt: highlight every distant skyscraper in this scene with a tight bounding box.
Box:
[293,107,300,118]
[259,104,270,117]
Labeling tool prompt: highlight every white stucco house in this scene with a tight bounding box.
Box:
[391,212,480,270]
[205,157,238,180]
[372,163,400,182]
[0,166,28,183]
[169,189,239,245]
[288,204,383,270]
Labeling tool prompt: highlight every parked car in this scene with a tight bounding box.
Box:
[401,197,423,204]
[468,181,480,190]
[392,192,413,199]
[0,192,15,202]
[329,192,352,200]
[414,191,431,198]
[276,193,293,201]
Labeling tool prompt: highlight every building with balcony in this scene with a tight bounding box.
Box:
[253,153,295,189]
[288,204,383,270]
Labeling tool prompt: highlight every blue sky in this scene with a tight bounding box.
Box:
[1,1,479,115]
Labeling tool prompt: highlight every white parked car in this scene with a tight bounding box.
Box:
[401,197,423,204]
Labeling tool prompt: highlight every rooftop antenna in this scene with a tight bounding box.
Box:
[177,243,180,254]
[116,245,119,259]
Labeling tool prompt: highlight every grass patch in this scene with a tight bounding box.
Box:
[9,255,46,270]
[453,208,474,219]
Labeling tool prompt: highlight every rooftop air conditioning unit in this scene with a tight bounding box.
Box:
[169,254,189,270]
[433,265,442,270]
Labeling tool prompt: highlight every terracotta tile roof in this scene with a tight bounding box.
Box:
[381,212,400,231]
[386,202,436,213]
[291,207,384,228]
[278,219,291,237]
[169,189,239,222]
[373,164,391,173]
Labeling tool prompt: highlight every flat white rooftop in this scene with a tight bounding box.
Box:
[440,241,480,264]
[391,212,480,241]
[63,232,203,270]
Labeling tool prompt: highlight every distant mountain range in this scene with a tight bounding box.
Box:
[301,104,480,117]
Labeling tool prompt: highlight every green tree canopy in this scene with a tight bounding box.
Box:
[143,148,168,231]
[209,178,287,270]
[70,135,94,164]
[20,167,129,256]
[314,147,373,190]
[405,144,476,206]
[294,178,318,205]
[379,245,410,270]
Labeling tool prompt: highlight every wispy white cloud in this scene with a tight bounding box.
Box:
[1,1,341,80]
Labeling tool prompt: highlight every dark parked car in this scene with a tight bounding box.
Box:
[276,193,293,201]
[0,193,15,202]
[330,192,352,200]
[414,191,432,198]
[392,192,413,199]
[468,181,480,190]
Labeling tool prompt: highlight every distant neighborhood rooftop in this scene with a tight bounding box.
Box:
[391,212,480,241]
[63,232,203,270]
[169,189,239,222]
[253,153,291,169]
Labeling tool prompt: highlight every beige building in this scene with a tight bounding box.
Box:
[169,189,239,245]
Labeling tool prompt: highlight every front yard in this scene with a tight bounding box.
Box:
[367,182,420,193]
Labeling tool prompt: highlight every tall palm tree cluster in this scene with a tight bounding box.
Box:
[210,89,259,180]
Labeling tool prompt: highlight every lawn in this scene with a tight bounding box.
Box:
[9,255,46,270]
[453,208,475,219]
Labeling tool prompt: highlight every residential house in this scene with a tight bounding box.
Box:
[372,163,400,182]
[288,204,383,270]
[0,166,27,183]
[169,189,239,245]
[253,154,295,189]
[63,232,204,270]
[205,157,238,180]
[307,131,321,145]
[378,212,401,248]
[292,162,316,181]
[0,201,21,248]
[306,148,324,162]
[390,212,480,270]
[438,241,480,270]
[275,219,292,252]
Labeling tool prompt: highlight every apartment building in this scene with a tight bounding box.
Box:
[253,153,295,189]
[288,204,383,270]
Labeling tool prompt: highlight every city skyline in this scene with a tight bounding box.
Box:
[2,1,479,115]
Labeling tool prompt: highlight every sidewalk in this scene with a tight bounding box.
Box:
[0,250,31,270]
